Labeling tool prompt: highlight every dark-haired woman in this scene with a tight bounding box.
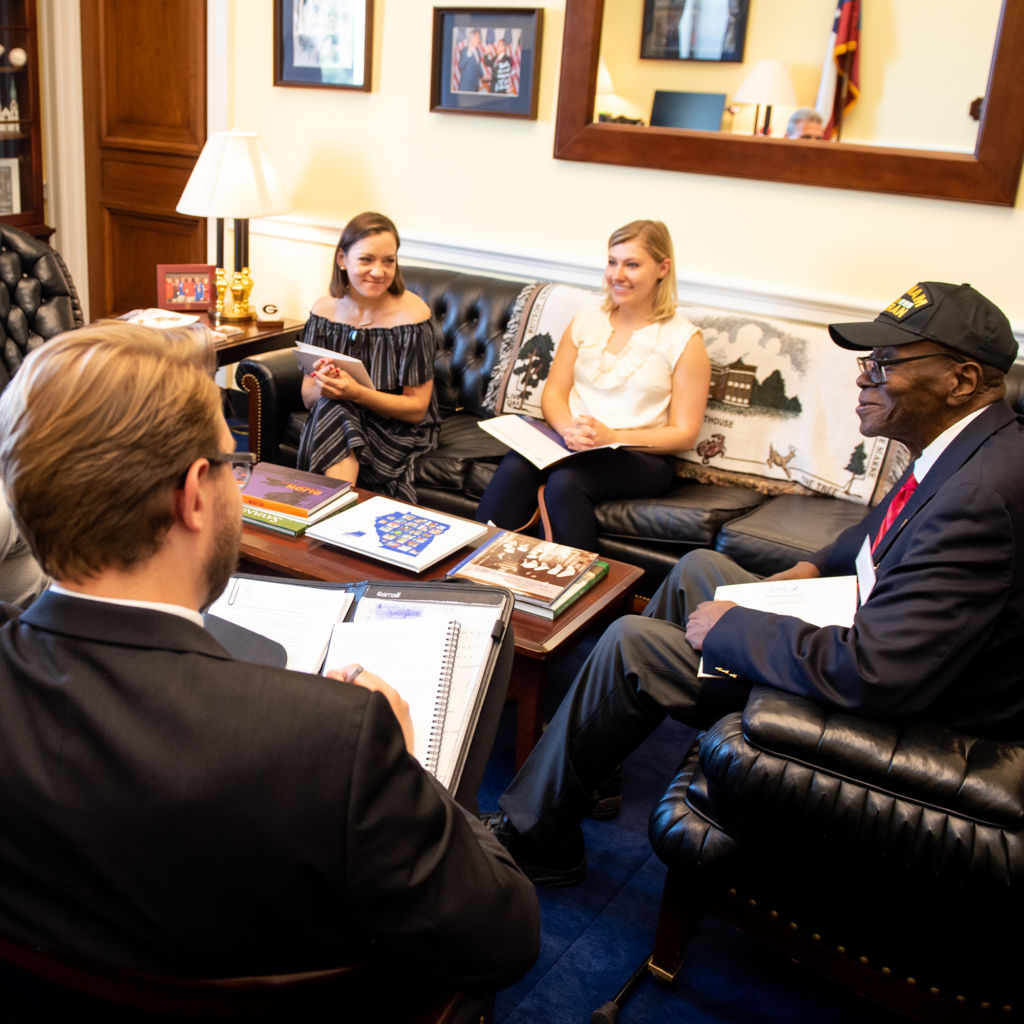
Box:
[296,211,439,501]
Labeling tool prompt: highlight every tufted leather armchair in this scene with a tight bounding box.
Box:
[623,687,1023,1020]
[0,225,84,394]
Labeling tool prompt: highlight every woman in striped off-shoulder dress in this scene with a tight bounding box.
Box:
[296,212,440,501]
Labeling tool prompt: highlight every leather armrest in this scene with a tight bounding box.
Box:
[648,738,737,869]
[235,350,304,464]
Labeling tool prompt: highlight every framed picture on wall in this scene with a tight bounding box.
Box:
[0,157,21,216]
[157,264,216,312]
[274,0,373,91]
[430,7,543,118]
[641,0,750,63]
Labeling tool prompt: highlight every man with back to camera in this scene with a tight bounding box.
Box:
[0,323,538,1013]
[483,281,1024,885]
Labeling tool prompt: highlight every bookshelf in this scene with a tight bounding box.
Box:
[0,0,50,239]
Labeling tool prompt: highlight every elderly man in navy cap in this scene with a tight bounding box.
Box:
[484,281,1024,886]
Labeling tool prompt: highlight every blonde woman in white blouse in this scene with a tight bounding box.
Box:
[476,220,711,549]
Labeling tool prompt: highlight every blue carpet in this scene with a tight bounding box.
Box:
[478,635,905,1024]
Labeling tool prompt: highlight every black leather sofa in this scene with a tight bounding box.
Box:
[237,266,1024,595]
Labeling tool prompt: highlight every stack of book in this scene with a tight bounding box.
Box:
[240,464,357,537]
[448,531,609,619]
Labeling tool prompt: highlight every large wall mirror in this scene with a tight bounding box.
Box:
[554,0,1024,205]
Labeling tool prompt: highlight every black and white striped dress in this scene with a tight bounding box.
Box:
[296,313,440,501]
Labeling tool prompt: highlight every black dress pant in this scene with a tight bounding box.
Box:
[498,550,758,843]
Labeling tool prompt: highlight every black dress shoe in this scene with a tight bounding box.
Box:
[481,811,587,887]
[588,764,622,821]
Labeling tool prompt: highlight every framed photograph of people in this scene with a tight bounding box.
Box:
[641,0,750,63]
[0,157,21,216]
[274,0,373,91]
[430,7,543,118]
[157,265,216,312]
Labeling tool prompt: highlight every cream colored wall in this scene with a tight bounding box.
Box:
[228,0,1024,330]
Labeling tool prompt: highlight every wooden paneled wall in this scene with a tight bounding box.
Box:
[80,0,207,316]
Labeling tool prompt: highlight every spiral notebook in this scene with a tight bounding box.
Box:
[323,618,461,777]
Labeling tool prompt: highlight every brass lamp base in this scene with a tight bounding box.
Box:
[210,266,258,323]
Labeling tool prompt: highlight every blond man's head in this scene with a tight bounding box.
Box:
[0,322,222,582]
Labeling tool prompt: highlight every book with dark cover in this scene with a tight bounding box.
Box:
[448,530,597,606]
[241,463,352,519]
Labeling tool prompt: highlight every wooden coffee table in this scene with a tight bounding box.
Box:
[237,499,643,767]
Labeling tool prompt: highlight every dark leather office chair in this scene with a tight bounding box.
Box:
[0,931,466,1022]
[0,223,84,393]
[595,686,1023,1022]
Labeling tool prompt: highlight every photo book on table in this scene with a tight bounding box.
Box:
[448,531,597,607]
[514,559,610,619]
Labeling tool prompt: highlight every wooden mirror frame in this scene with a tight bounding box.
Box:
[554,0,1024,205]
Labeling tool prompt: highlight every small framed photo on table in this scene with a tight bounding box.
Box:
[157,264,216,312]
[274,0,373,91]
[0,157,21,216]
[430,7,543,118]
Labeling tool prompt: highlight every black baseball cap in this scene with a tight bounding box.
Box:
[828,282,1018,373]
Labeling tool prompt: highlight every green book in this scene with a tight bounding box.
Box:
[241,505,311,537]
[241,491,358,537]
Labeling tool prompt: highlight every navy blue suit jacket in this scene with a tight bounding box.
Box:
[704,400,1024,741]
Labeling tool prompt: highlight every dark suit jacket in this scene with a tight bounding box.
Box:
[0,593,538,991]
[705,400,1024,741]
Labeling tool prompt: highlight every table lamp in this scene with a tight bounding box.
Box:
[733,59,797,136]
[176,129,290,323]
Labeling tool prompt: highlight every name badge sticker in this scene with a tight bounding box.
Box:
[855,535,876,604]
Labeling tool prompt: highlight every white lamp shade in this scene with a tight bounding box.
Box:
[733,59,798,107]
[176,129,290,219]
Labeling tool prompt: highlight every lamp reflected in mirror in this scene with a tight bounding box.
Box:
[732,59,797,136]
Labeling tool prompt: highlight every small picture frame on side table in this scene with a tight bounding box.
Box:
[0,157,21,216]
[430,7,542,118]
[274,0,373,91]
[157,264,216,312]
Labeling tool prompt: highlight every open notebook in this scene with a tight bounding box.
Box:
[205,575,511,793]
[324,618,460,777]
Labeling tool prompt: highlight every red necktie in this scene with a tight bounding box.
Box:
[872,473,917,553]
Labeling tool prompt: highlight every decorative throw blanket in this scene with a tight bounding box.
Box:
[483,284,908,507]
